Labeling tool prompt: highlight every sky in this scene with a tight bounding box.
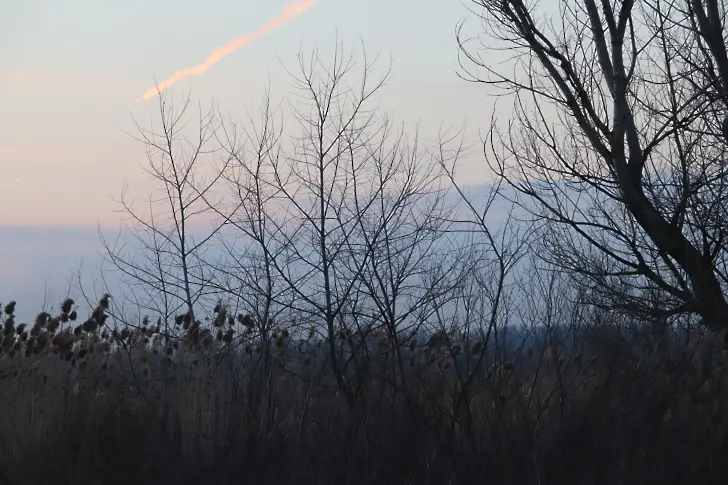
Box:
[0,0,499,228]
[0,0,511,319]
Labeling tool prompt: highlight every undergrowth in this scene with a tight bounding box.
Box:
[0,297,724,485]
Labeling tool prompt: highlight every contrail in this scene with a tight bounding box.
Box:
[138,0,318,102]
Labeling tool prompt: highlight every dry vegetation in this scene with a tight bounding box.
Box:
[0,292,725,485]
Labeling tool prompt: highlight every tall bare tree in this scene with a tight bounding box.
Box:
[100,90,230,329]
[259,41,394,406]
[202,87,298,384]
[173,42,500,420]
[459,0,728,328]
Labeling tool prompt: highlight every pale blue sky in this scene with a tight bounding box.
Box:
[1,0,498,226]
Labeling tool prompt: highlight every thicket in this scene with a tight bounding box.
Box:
[0,290,726,484]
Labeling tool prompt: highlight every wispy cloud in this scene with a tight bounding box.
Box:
[138,0,319,102]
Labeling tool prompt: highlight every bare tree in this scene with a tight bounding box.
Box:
[254,41,395,407]
[100,90,231,331]
[459,0,728,328]
[198,86,300,415]
[182,41,494,418]
[335,119,469,411]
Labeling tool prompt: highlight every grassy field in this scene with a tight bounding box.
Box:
[0,297,725,485]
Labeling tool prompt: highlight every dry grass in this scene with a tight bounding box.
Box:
[0,297,724,484]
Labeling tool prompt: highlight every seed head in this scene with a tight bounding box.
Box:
[47,317,60,332]
[83,319,97,333]
[4,301,16,316]
[91,306,106,326]
[35,312,50,327]
[61,298,74,314]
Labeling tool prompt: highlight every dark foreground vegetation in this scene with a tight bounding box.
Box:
[0,296,726,485]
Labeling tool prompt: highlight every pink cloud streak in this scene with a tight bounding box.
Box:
[138,0,319,102]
